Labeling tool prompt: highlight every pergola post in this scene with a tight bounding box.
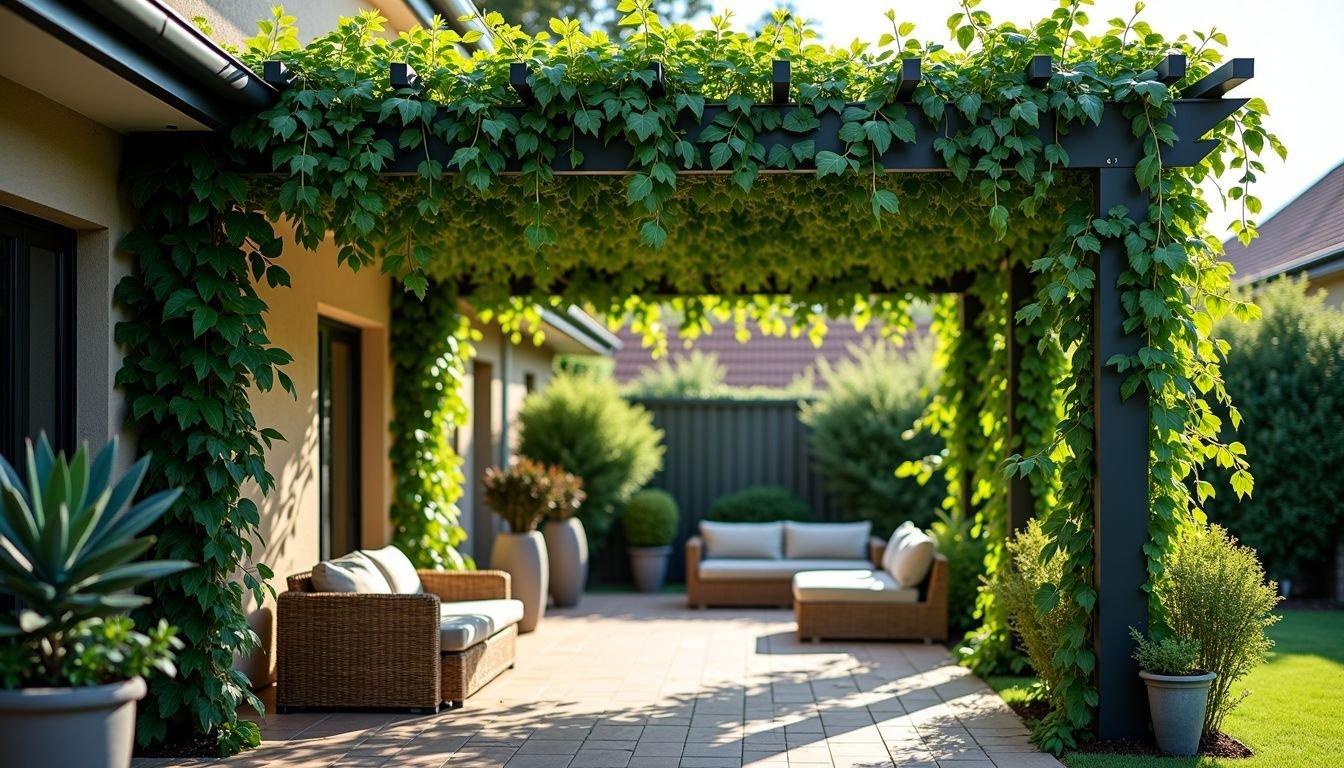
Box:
[1005,262,1035,534]
[1092,168,1152,741]
[960,291,984,522]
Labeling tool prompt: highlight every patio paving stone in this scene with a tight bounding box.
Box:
[131,593,1062,768]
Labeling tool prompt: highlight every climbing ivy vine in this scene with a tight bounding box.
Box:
[114,0,1280,756]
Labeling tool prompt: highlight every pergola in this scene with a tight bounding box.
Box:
[119,13,1262,748]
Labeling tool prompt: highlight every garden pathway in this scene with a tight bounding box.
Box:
[133,593,1062,768]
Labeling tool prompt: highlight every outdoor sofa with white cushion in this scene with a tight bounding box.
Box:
[792,522,948,643]
[685,521,880,607]
[277,545,521,712]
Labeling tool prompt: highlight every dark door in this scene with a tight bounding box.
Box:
[318,318,362,559]
[0,207,75,467]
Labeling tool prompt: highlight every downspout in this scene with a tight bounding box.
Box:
[498,331,510,467]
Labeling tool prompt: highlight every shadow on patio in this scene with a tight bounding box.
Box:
[133,593,1059,768]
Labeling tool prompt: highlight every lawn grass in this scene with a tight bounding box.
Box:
[986,610,1344,768]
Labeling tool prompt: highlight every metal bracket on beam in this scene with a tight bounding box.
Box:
[772,60,791,104]
[262,61,293,90]
[1025,55,1052,86]
[895,58,922,100]
[509,62,533,105]
[648,61,666,98]
[1184,58,1254,99]
[1155,54,1187,85]
[390,63,420,91]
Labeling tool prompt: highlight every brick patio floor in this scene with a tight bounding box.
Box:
[134,593,1062,768]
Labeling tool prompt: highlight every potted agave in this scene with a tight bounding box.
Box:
[484,458,554,632]
[540,466,587,608]
[0,437,190,768]
[1131,628,1216,756]
[622,490,679,593]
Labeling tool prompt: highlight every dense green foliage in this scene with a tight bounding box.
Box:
[1129,628,1201,676]
[116,143,285,755]
[1206,279,1344,587]
[389,281,474,568]
[622,489,681,546]
[706,485,813,523]
[804,338,942,534]
[0,438,188,688]
[1160,524,1280,735]
[625,350,727,397]
[927,508,988,639]
[111,0,1280,753]
[992,520,1073,723]
[517,375,665,544]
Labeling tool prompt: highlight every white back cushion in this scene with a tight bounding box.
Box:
[881,521,917,574]
[887,529,936,588]
[783,521,871,559]
[363,546,424,594]
[700,521,783,559]
[311,551,392,593]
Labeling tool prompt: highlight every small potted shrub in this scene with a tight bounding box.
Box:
[1131,628,1215,756]
[622,490,679,592]
[540,466,587,608]
[483,458,554,631]
[0,437,190,768]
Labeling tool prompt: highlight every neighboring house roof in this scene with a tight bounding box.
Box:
[539,306,622,356]
[1223,159,1344,284]
[613,321,923,390]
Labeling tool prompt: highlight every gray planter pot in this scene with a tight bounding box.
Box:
[0,676,146,768]
[629,545,672,593]
[1140,670,1216,756]
[543,518,588,608]
[491,531,548,632]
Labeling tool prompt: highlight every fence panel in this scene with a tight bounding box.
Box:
[593,397,840,585]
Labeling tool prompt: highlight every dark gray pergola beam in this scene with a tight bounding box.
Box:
[391,63,420,91]
[772,60,791,104]
[1025,54,1052,86]
[895,57,922,100]
[1004,260,1035,536]
[1155,54,1187,85]
[1183,58,1254,99]
[509,62,533,105]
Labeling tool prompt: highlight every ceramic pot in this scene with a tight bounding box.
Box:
[1140,670,1216,756]
[543,518,588,607]
[0,676,146,768]
[491,531,548,631]
[629,545,672,593]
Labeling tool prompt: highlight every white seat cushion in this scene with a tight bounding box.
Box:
[881,521,917,575]
[784,521,871,560]
[791,570,920,604]
[700,521,784,559]
[311,551,392,593]
[438,599,525,652]
[888,530,936,588]
[362,546,423,595]
[697,558,873,581]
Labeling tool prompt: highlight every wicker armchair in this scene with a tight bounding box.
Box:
[277,569,516,713]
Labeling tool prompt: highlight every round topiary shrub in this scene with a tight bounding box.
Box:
[706,486,813,523]
[622,490,680,547]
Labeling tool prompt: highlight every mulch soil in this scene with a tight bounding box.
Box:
[1004,699,1253,760]
[132,731,219,759]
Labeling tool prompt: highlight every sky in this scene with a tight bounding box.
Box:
[698,0,1344,240]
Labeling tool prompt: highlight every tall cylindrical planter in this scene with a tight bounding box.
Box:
[629,545,672,593]
[543,518,588,608]
[492,531,548,632]
[0,676,146,768]
[1140,670,1216,756]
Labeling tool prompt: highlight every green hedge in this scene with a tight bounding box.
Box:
[706,485,813,523]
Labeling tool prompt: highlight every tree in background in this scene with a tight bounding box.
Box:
[1206,278,1344,591]
[802,337,943,535]
[481,0,709,35]
[624,350,726,398]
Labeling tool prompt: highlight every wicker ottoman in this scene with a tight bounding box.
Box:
[792,555,948,643]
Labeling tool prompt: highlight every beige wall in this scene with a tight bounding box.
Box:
[238,227,395,686]
[166,0,421,47]
[1310,272,1344,308]
[0,75,134,461]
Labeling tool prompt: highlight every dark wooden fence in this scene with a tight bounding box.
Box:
[593,397,841,585]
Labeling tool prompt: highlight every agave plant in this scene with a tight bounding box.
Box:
[0,436,191,685]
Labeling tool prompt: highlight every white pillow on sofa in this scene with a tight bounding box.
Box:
[783,521,871,559]
[887,529,936,588]
[311,551,393,593]
[700,521,783,559]
[881,521,917,574]
[363,545,424,594]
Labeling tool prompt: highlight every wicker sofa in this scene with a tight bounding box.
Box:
[277,547,520,713]
[686,521,882,608]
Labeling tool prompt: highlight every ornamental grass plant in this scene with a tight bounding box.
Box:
[991,520,1073,712]
[1159,524,1280,735]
